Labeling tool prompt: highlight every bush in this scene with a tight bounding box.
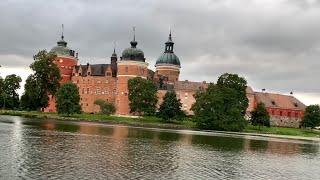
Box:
[94,99,116,115]
[56,82,81,115]
[251,102,270,128]
[300,105,320,128]
[158,91,185,121]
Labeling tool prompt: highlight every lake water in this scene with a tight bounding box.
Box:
[0,115,319,180]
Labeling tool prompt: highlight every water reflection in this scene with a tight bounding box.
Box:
[0,115,320,179]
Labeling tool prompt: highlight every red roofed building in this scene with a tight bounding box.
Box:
[251,92,306,127]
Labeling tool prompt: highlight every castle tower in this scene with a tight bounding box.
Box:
[44,25,78,112]
[115,28,148,115]
[155,31,181,84]
[50,25,78,83]
[111,48,118,77]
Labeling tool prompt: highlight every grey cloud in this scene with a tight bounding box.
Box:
[0,0,319,99]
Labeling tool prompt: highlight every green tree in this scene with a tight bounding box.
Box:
[128,77,158,116]
[300,105,320,128]
[29,50,61,109]
[20,75,47,111]
[158,91,185,121]
[217,73,249,115]
[0,74,22,109]
[251,102,270,128]
[191,73,248,132]
[55,82,81,115]
[94,99,116,115]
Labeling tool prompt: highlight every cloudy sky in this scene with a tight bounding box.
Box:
[0,0,319,105]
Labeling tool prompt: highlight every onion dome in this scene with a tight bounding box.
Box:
[50,25,75,57]
[121,28,145,62]
[156,31,180,67]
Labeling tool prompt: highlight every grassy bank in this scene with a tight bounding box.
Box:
[0,110,196,129]
[1,110,319,138]
[245,125,320,137]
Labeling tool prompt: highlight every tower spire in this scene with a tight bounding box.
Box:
[61,24,64,40]
[130,26,138,48]
[112,41,117,56]
[165,29,174,52]
[133,26,136,41]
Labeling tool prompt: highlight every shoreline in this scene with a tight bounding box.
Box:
[0,110,319,142]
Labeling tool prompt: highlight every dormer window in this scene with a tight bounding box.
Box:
[88,72,91,76]
[293,102,298,107]
[271,100,276,105]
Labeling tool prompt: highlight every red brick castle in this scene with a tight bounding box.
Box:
[45,29,306,128]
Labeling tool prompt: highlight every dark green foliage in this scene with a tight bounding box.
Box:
[20,75,48,111]
[55,82,81,115]
[0,74,22,109]
[300,105,320,128]
[217,73,249,115]
[28,50,61,109]
[191,73,249,131]
[128,77,158,116]
[158,91,185,121]
[251,102,270,128]
[94,99,116,115]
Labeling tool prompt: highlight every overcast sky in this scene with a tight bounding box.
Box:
[0,0,319,105]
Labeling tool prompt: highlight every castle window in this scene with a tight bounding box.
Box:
[271,110,274,115]
[293,102,298,107]
[271,101,276,105]
[288,111,291,117]
[79,73,82,76]
[295,112,298,118]
[96,88,101,95]
[82,88,85,94]
[97,80,101,83]
[125,66,128,73]
[106,72,111,76]
[87,88,90,94]
[88,72,91,76]
[280,111,283,116]
[105,80,109,83]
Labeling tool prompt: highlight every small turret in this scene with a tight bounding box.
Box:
[111,47,118,77]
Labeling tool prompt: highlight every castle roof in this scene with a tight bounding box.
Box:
[121,28,145,62]
[75,64,110,76]
[174,80,208,91]
[254,92,306,110]
[156,32,180,67]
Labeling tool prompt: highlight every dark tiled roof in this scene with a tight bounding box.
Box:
[75,64,110,76]
[90,64,109,76]
[255,92,306,110]
[174,80,208,91]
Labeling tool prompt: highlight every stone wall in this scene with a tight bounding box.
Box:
[270,115,302,128]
